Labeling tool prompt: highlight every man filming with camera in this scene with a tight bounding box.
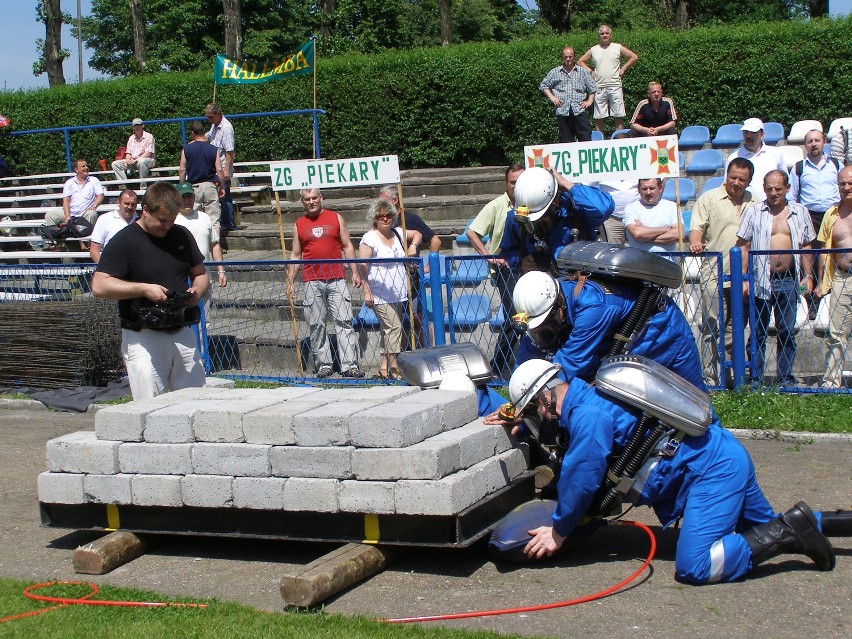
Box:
[92,182,208,400]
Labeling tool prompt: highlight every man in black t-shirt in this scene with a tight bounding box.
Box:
[93,182,209,400]
[630,81,677,137]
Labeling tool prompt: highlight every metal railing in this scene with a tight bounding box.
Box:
[0,249,849,392]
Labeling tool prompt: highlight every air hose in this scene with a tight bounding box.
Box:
[383,519,656,624]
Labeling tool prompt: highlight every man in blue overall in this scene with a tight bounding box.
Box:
[488,358,849,583]
[499,166,614,276]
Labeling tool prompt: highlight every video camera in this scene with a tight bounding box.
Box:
[131,290,201,331]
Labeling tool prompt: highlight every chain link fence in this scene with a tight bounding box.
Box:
[1,250,849,392]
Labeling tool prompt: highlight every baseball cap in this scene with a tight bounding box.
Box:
[740,118,764,132]
[176,182,194,196]
[131,118,144,126]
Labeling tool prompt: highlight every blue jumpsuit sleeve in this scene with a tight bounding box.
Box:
[477,387,508,417]
[498,211,522,271]
[552,285,624,381]
[514,334,546,368]
[552,401,615,537]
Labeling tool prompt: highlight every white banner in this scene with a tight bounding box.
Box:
[269,155,400,191]
[524,135,680,183]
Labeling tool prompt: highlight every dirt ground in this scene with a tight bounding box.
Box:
[1,406,849,639]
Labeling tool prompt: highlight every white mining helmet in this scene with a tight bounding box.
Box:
[438,372,477,393]
[511,271,559,330]
[513,166,558,222]
[508,359,561,414]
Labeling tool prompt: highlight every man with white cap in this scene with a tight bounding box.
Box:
[112,118,156,186]
[725,117,786,201]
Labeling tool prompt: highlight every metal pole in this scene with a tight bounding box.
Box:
[77,0,83,83]
[729,246,747,389]
[63,129,72,172]
[429,252,445,345]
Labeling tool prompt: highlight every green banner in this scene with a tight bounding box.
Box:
[214,40,314,85]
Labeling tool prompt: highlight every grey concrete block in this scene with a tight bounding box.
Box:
[488,419,516,454]
[264,387,325,401]
[95,397,185,442]
[351,438,459,480]
[403,389,479,432]
[270,446,353,479]
[204,376,236,388]
[339,480,396,514]
[281,477,339,512]
[83,473,133,504]
[181,474,233,508]
[46,431,120,474]
[348,402,442,448]
[430,421,496,469]
[243,401,322,445]
[118,443,192,475]
[191,443,271,477]
[394,467,485,516]
[144,400,210,443]
[37,472,85,504]
[303,386,416,403]
[193,397,283,443]
[293,401,382,446]
[233,477,287,510]
[131,474,182,507]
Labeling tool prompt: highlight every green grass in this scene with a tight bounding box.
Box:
[0,578,521,639]
[711,390,852,433]
[0,393,32,400]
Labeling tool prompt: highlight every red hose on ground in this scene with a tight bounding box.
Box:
[384,519,656,624]
[0,581,207,624]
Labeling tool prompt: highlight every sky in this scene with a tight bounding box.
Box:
[1,0,850,92]
[1,1,108,92]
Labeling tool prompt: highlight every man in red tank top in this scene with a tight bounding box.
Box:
[286,188,364,378]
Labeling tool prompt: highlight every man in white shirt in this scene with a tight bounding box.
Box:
[90,189,138,263]
[577,24,639,135]
[204,102,239,232]
[46,159,104,227]
[623,178,682,255]
[726,118,787,201]
[173,182,227,289]
[112,118,156,186]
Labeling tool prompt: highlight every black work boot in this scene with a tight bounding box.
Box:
[742,501,835,571]
[820,510,852,537]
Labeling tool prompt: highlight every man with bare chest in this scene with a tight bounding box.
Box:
[736,170,815,386]
[816,166,852,388]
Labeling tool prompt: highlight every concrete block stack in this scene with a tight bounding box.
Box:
[39,385,527,518]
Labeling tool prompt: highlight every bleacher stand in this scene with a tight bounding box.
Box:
[662,178,695,205]
[763,122,785,145]
[787,120,823,145]
[711,124,743,148]
[686,149,725,175]
[678,126,710,150]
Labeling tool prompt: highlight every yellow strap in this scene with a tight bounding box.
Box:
[106,504,120,531]
[363,513,380,544]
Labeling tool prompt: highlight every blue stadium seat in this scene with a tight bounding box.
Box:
[681,210,692,232]
[445,293,491,330]
[611,128,633,139]
[455,219,484,246]
[422,254,448,287]
[662,178,696,205]
[686,149,725,174]
[678,126,710,149]
[449,257,488,286]
[701,176,724,195]
[591,131,604,141]
[489,305,507,332]
[353,303,380,330]
[711,124,742,148]
[763,122,785,145]
[679,152,685,170]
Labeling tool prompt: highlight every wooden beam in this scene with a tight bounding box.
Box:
[280,543,397,608]
[72,531,147,575]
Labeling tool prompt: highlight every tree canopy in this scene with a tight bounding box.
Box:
[75,0,826,78]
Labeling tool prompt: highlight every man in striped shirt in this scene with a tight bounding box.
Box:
[539,46,597,144]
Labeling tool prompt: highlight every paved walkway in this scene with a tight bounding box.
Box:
[1,406,849,638]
